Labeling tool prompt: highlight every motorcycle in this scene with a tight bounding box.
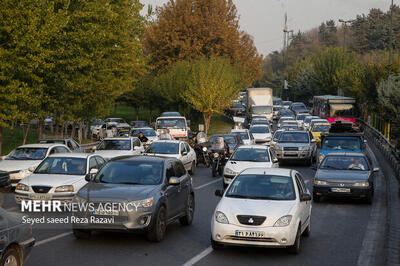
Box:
[210,149,227,177]
[194,142,211,167]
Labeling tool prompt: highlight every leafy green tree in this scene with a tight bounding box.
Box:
[318,20,338,47]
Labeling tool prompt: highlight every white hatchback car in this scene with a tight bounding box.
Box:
[94,137,144,160]
[144,140,197,174]
[229,129,255,145]
[212,168,312,254]
[223,145,278,188]
[14,153,106,203]
[249,125,272,145]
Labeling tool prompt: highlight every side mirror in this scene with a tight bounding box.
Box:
[182,151,188,156]
[92,146,97,151]
[373,167,380,173]
[85,174,91,182]
[300,193,312,202]
[169,176,180,185]
[90,168,98,175]
[215,189,224,197]
[272,158,278,163]
[134,146,141,150]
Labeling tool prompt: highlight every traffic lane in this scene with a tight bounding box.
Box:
[196,164,372,266]
[26,167,222,266]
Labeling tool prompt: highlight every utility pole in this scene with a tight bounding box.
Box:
[282,13,294,100]
[389,0,394,64]
[338,19,354,51]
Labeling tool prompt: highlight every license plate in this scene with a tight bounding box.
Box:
[331,188,351,193]
[92,209,119,216]
[235,230,265,238]
[284,152,297,156]
[30,194,52,200]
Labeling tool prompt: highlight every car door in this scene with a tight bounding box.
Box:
[164,161,180,219]
[295,173,311,230]
[173,160,190,214]
[132,138,143,155]
[185,143,195,165]
[269,149,279,168]
[180,143,190,170]
[88,157,98,173]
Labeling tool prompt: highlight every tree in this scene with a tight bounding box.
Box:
[143,0,262,86]
[318,20,338,47]
[180,57,241,133]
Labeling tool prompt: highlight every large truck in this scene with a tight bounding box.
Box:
[246,88,274,121]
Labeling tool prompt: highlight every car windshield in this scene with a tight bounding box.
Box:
[39,140,65,144]
[320,155,369,171]
[231,148,270,162]
[305,116,319,123]
[161,112,181,117]
[7,148,48,160]
[283,101,292,106]
[279,132,309,143]
[329,104,355,118]
[231,131,249,140]
[131,129,156,137]
[97,140,131,151]
[226,174,295,200]
[251,106,273,114]
[209,135,237,145]
[109,118,126,123]
[97,161,163,185]
[296,114,308,121]
[132,121,148,127]
[273,106,282,111]
[281,125,299,130]
[312,125,330,132]
[35,157,87,175]
[145,142,178,154]
[322,138,361,150]
[156,118,186,129]
[273,99,282,105]
[250,126,270,133]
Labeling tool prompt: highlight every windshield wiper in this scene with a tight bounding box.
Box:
[226,194,251,199]
[118,182,142,185]
[323,165,342,170]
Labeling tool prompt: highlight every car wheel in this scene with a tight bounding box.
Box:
[147,206,167,242]
[189,161,196,175]
[0,246,21,266]
[313,193,321,203]
[288,226,301,254]
[73,229,91,239]
[180,194,195,226]
[210,236,223,250]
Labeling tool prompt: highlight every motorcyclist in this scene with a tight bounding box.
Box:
[138,132,149,143]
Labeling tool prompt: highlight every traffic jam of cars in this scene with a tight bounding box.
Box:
[0,89,380,265]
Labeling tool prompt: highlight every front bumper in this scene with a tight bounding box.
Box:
[313,185,372,198]
[15,192,76,204]
[211,220,298,247]
[274,150,311,160]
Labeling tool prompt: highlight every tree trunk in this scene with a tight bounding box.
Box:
[203,113,212,134]
[0,127,3,155]
[113,103,117,115]
[23,123,30,145]
[61,124,64,138]
[136,107,139,121]
[78,122,83,144]
[37,119,43,141]
[70,121,77,139]
[83,121,89,141]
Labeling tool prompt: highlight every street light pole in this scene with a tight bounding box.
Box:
[338,19,354,51]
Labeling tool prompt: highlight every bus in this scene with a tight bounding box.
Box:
[312,95,357,124]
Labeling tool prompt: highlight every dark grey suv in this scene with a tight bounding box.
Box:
[72,156,195,242]
[0,208,35,266]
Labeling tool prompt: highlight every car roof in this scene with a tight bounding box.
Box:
[102,137,138,141]
[281,130,308,134]
[152,140,182,144]
[241,168,293,176]
[111,155,173,163]
[40,138,71,141]
[18,143,63,148]
[236,145,269,150]
[325,152,367,157]
[250,124,270,127]
[48,153,93,158]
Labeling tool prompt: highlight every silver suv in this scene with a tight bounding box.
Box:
[271,130,316,165]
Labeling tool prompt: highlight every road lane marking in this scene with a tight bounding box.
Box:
[182,246,213,266]
[34,232,72,247]
[194,179,221,190]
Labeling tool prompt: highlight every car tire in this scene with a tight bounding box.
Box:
[180,194,195,226]
[0,246,21,266]
[73,229,91,239]
[147,206,167,242]
[313,193,321,203]
[288,226,301,254]
[210,236,223,250]
[189,161,196,175]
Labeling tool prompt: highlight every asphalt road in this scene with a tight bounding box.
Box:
[0,143,386,266]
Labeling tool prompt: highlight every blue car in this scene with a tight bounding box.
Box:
[318,135,365,164]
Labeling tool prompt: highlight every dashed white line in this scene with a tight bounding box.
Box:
[34,232,72,247]
[194,178,221,190]
[182,246,213,266]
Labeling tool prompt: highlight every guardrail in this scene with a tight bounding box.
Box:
[358,119,400,195]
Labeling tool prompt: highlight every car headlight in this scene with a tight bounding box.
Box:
[202,147,207,152]
[224,168,238,176]
[16,183,29,191]
[214,153,219,158]
[55,185,74,192]
[314,179,328,185]
[131,197,154,208]
[353,181,369,187]
[299,146,310,151]
[319,154,325,162]
[273,215,292,227]
[215,211,229,224]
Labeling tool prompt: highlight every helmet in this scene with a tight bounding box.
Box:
[212,136,225,150]
[196,132,207,143]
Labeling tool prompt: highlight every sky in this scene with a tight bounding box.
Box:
[141,0,391,56]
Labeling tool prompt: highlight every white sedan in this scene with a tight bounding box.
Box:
[94,137,144,160]
[144,140,197,174]
[229,129,255,145]
[223,145,278,188]
[14,153,106,203]
[211,168,312,254]
[249,125,272,145]
[0,143,71,187]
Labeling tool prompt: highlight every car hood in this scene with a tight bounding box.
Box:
[316,169,370,182]
[143,153,178,159]
[218,197,296,226]
[0,160,41,172]
[78,182,159,202]
[225,161,273,173]
[94,150,133,159]
[20,173,84,187]
[320,149,362,156]
[252,133,272,141]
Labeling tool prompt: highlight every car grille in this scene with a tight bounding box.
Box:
[32,186,52,193]
[237,215,266,226]
[226,236,276,242]
[284,147,299,151]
